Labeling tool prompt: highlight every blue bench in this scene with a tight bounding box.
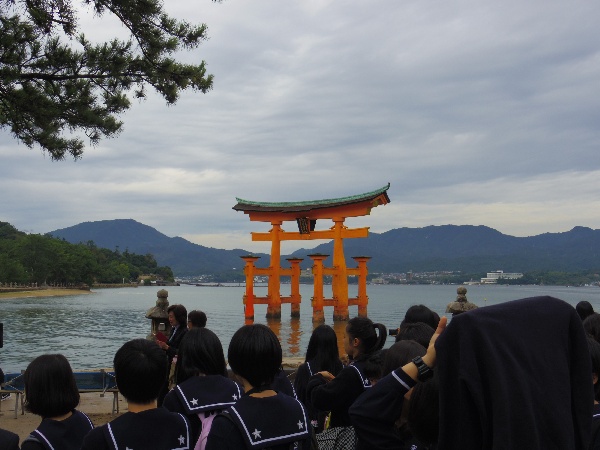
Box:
[1,369,119,419]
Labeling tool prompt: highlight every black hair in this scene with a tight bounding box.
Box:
[395,322,435,349]
[584,313,600,344]
[364,349,385,384]
[382,340,426,377]
[188,310,207,328]
[577,301,595,321]
[401,304,437,330]
[588,337,600,401]
[24,354,79,418]
[408,369,439,446]
[346,316,387,360]
[114,339,167,404]
[228,324,282,389]
[176,328,227,384]
[305,324,342,375]
[168,304,188,327]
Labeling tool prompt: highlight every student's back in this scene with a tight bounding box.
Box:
[205,324,313,450]
[82,339,192,450]
[163,328,243,443]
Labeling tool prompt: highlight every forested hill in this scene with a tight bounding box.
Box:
[48,219,600,276]
[50,219,266,277]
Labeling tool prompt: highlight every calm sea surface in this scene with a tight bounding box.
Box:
[1,284,599,373]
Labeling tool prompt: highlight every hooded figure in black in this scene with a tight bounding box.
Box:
[436,296,592,450]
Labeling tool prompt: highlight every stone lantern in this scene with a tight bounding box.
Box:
[146,289,171,340]
[446,286,478,316]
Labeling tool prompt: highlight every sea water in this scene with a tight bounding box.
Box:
[1,283,599,372]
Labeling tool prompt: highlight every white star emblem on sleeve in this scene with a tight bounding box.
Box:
[252,429,262,439]
[297,420,304,429]
[178,435,185,445]
[232,393,238,401]
[190,398,198,406]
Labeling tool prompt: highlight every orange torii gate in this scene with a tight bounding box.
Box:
[233,184,390,322]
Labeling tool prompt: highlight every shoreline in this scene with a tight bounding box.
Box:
[0,288,92,300]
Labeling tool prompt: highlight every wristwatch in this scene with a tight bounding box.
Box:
[412,356,433,381]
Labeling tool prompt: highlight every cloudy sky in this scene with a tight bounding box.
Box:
[1,0,599,254]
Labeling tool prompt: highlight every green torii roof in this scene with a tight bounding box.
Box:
[233,183,390,213]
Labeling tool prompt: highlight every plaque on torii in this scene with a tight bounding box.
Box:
[233,184,390,322]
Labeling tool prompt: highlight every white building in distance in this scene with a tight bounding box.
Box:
[481,270,523,284]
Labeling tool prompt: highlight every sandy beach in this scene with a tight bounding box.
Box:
[0,288,92,300]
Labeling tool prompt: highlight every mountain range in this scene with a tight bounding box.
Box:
[49,219,600,276]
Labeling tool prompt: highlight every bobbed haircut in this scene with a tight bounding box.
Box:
[401,304,438,330]
[346,316,387,360]
[577,301,595,322]
[382,340,426,377]
[168,304,188,327]
[228,324,282,388]
[395,322,435,349]
[114,339,167,404]
[305,324,342,375]
[176,328,227,384]
[584,313,600,344]
[588,337,600,401]
[24,354,79,418]
[188,310,207,328]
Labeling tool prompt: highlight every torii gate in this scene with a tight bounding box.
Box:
[233,184,390,322]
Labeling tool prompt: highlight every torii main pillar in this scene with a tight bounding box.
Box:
[233,184,391,321]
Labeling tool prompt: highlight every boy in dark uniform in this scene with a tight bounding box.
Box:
[82,339,190,450]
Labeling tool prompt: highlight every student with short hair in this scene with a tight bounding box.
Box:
[163,328,242,444]
[81,339,191,450]
[205,324,313,449]
[21,354,93,450]
[187,310,208,329]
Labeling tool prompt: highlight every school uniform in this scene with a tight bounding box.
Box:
[205,392,312,449]
[271,368,297,398]
[307,359,371,428]
[591,403,600,450]
[436,296,593,450]
[81,408,191,450]
[163,374,243,442]
[0,428,19,450]
[349,368,416,450]
[21,409,93,450]
[294,359,343,432]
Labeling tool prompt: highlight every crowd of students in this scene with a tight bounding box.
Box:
[2,297,600,449]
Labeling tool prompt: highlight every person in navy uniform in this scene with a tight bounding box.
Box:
[307,316,387,429]
[205,324,314,449]
[163,327,243,443]
[349,318,446,450]
[0,428,19,450]
[20,354,94,450]
[81,339,190,450]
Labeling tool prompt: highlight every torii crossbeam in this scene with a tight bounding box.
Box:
[233,184,390,322]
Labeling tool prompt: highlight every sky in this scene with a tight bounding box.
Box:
[1,0,599,254]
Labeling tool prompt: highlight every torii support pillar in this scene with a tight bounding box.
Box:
[286,258,303,317]
[241,255,260,322]
[309,254,328,323]
[352,256,371,317]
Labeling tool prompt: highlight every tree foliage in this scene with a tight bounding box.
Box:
[0,221,173,285]
[0,0,216,160]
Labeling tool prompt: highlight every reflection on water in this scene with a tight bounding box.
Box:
[0,284,598,372]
